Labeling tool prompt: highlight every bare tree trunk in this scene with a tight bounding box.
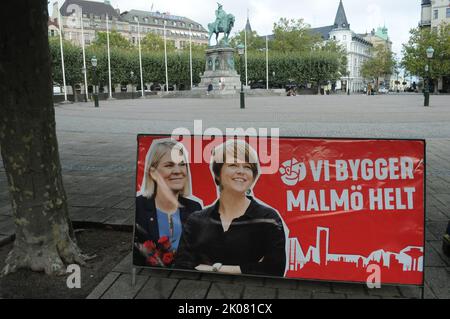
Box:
[0,0,85,275]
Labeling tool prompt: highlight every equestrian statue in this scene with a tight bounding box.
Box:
[208,3,235,46]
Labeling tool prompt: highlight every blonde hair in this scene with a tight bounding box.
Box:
[210,139,260,189]
[140,139,191,198]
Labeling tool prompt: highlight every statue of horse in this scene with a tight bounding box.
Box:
[208,14,235,46]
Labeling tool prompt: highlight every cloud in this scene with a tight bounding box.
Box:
[51,0,421,57]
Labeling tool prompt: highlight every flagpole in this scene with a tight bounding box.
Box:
[189,27,193,90]
[80,8,88,102]
[137,20,144,98]
[266,35,269,90]
[164,23,169,92]
[106,14,113,99]
[58,4,68,102]
[244,25,248,87]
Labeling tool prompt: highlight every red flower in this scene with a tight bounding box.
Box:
[158,236,171,250]
[162,252,174,266]
[146,256,159,266]
[143,240,156,252]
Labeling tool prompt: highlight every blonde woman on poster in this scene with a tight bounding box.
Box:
[134,139,202,267]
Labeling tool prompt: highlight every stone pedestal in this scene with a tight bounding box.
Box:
[194,46,242,95]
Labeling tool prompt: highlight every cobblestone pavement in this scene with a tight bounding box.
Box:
[1,94,449,298]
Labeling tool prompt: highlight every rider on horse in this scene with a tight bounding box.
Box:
[214,3,227,32]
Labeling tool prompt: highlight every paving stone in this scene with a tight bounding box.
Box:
[296,280,333,293]
[206,283,244,299]
[101,273,148,299]
[426,205,449,221]
[425,242,448,267]
[277,289,311,299]
[170,279,211,299]
[398,285,423,299]
[139,267,171,278]
[332,282,367,295]
[312,292,346,299]
[200,273,235,283]
[233,275,265,287]
[426,222,448,240]
[112,197,135,210]
[365,285,402,298]
[346,294,382,299]
[0,219,15,236]
[69,207,104,222]
[429,240,450,266]
[135,277,179,299]
[425,267,450,299]
[264,278,298,290]
[242,286,277,299]
[86,272,121,299]
[170,270,202,280]
[112,252,133,273]
[103,208,133,225]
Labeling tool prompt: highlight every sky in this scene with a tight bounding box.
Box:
[50,0,422,58]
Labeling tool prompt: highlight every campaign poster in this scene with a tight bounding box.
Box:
[133,134,425,286]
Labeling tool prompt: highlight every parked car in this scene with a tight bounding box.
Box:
[150,83,161,91]
[136,85,150,92]
[250,80,266,89]
[378,86,389,94]
[285,82,298,92]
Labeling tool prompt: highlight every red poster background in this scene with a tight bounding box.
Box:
[136,135,425,286]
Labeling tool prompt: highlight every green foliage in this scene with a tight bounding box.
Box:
[361,44,395,86]
[141,33,176,52]
[229,30,266,51]
[49,38,83,87]
[401,25,450,79]
[235,51,341,89]
[49,34,343,91]
[271,18,322,52]
[92,31,132,49]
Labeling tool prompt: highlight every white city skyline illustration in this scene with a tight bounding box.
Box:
[288,227,424,273]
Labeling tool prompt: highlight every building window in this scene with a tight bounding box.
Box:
[447,8,450,18]
[433,9,438,19]
[154,19,158,24]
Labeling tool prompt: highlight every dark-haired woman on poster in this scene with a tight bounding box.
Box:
[175,140,287,277]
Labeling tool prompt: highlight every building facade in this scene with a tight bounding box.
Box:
[419,0,450,93]
[120,10,208,49]
[311,0,373,93]
[420,0,450,30]
[49,0,208,49]
[362,26,394,87]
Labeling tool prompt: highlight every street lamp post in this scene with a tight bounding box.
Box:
[347,74,351,95]
[81,67,87,102]
[424,46,434,107]
[237,44,245,109]
[130,71,134,100]
[91,56,99,108]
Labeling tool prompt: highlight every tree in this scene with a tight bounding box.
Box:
[271,18,322,53]
[402,25,450,93]
[49,38,83,101]
[361,44,395,90]
[0,0,86,275]
[92,30,132,49]
[229,30,266,51]
[141,33,176,52]
[317,40,348,78]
